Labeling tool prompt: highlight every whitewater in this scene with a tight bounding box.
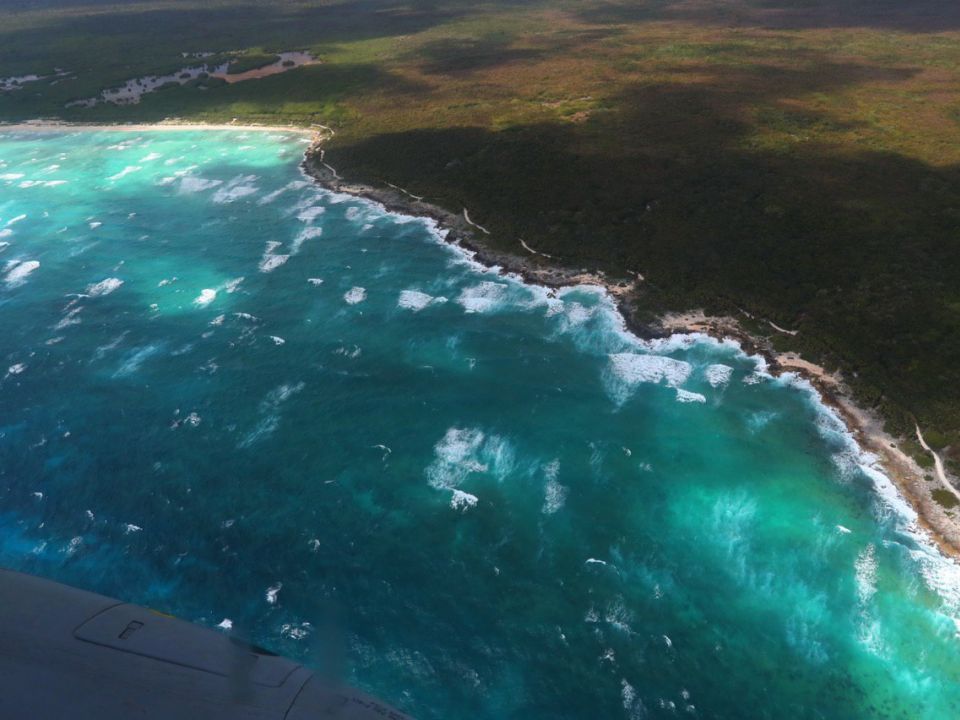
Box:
[0,128,958,719]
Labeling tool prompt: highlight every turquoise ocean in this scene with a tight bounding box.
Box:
[0,129,958,719]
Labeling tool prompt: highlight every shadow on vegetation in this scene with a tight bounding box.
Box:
[325,55,960,435]
[0,0,473,73]
[0,58,428,124]
[413,27,622,76]
[415,36,552,75]
[572,0,960,33]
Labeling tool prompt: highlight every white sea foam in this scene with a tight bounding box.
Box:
[450,489,479,511]
[239,382,305,447]
[106,138,141,151]
[178,175,223,194]
[605,352,692,405]
[540,458,566,510]
[290,226,322,254]
[92,332,128,361]
[223,277,244,293]
[296,206,326,223]
[54,306,83,330]
[425,429,478,487]
[784,599,829,665]
[5,214,26,227]
[259,381,305,412]
[114,344,161,377]
[4,260,39,287]
[0,230,11,239]
[259,241,290,273]
[609,353,692,387]
[6,363,26,377]
[259,180,309,205]
[140,152,163,162]
[543,471,567,515]
[280,622,313,640]
[212,175,259,204]
[855,543,878,605]
[425,426,514,513]
[307,278,324,286]
[604,599,634,634]
[85,278,123,297]
[269,336,285,346]
[705,363,734,387]
[123,523,142,534]
[343,286,367,305]
[265,582,282,605]
[109,165,141,181]
[216,618,233,631]
[194,289,217,306]
[557,300,596,328]
[398,289,444,312]
[65,536,82,557]
[746,410,778,432]
[259,254,289,272]
[457,281,508,313]
[676,388,706,404]
[621,680,636,710]
[742,357,771,384]
[333,345,362,359]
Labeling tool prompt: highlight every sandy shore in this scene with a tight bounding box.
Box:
[301,136,960,561]
[0,120,313,135]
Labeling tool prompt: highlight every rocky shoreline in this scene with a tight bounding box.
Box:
[300,136,655,335]
[302,133,960,561]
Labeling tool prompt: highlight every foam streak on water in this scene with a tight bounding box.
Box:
[0,128,958,720]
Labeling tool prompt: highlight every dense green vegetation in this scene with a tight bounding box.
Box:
[225,50,280,75]
[2,0,960,466]
[933,488,960,510]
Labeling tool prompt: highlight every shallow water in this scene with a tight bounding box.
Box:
[0,129,958,719]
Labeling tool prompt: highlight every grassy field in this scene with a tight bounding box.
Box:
[2,0,960,473]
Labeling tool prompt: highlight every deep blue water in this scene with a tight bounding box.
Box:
[0,128,959,719]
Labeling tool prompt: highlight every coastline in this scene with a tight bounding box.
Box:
[3,119,955,561]
[300,133,649,330]
[657,312,960,561]
[0,119,314,135]
[301,133,960,562]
